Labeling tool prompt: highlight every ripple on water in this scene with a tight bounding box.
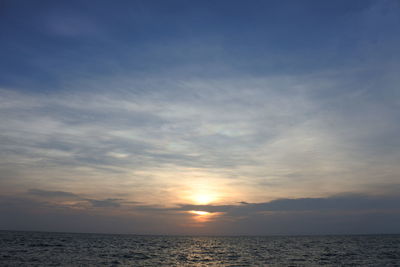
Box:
[0,232,400,266]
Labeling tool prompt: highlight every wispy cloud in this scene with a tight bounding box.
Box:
[1,67,399,203]
[25,189,126,209]
[86,198,122,208]
[27,189,79,199]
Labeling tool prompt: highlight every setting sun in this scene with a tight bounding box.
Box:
[193,193,216,205]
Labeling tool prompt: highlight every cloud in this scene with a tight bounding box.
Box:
[27,189,79,199]
[85,198,122,208]
[24,189,125,209]
[44,14,100,37]
[0,192,399,235]
[22,189,400,216]
[169,194,400,215]
[1,64,400,202]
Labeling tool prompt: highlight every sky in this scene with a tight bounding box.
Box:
[0,0,400,235]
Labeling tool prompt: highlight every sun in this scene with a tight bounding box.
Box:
[193,193,216,205]
[178,176,223,205]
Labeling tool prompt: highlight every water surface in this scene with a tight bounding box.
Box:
[1,231,399,266]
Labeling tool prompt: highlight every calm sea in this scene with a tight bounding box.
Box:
[0,231,399,266]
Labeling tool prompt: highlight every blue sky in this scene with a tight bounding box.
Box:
[0,0,400,235]
[3,0,398,90]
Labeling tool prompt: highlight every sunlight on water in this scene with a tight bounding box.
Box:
[1,231,399,266]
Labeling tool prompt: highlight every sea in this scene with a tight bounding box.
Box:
[0,231,399,266]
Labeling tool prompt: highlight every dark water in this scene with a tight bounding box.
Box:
[1,231,399,266]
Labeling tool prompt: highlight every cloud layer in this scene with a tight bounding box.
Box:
[1,189,399,235]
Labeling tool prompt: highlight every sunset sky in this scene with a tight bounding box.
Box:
[1,0,400,235]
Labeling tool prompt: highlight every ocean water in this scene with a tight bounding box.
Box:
[0,231,399,266]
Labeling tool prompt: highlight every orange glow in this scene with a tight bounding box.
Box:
[188,210,222,223]
[189,210,210,216]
